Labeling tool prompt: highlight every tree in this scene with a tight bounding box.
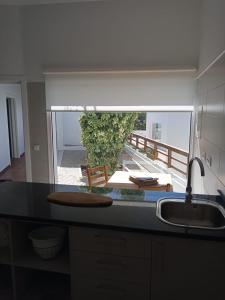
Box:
[80,112,138,173]
[133,112,146,130]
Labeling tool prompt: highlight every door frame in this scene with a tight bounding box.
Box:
[46,111,57,184]
[6,97,19,160]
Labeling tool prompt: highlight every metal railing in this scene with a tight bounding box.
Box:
[128,133,189,176]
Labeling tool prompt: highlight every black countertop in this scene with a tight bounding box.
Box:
[0,181,224,241]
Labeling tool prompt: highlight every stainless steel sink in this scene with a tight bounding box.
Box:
[156,198,225,230]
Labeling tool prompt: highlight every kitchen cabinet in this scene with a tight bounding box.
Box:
[10,221,70,275]
[70,227,225,300]
[70,226,151,300]
[0,265,13,300]
[0,220,13,300]
[0,219,70,300]
[2,216,225,300]
[151,236,225,300]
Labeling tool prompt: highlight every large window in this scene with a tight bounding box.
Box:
[50,110,192,193]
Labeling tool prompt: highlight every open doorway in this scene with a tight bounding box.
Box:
[0,85,26,182]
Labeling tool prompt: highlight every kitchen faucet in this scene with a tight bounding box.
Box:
[185,157,205,204]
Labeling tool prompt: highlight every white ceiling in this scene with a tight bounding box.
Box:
[0,0,103,5]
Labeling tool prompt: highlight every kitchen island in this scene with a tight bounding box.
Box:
[0,181,225,300]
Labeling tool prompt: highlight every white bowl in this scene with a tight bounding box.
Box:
[29,226,66,259]
[33,243,63,259]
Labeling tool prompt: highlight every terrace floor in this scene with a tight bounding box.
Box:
[56,147,186,192]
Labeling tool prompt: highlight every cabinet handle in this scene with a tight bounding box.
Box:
[96,258,126,269]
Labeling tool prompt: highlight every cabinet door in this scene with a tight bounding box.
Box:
[71,251,150,282]
[70,227,150,258]
[71,277,149,300]
[70,227,151,300]
[151,236,225,300]
[0,265,13,300]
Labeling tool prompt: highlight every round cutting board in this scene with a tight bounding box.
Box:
[47,192,113,207]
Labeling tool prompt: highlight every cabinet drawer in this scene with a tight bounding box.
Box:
[71,251,150,282]
[71,277,149,300]
[70,227,150,258]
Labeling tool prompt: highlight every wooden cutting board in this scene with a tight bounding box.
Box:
[47,192,113,207]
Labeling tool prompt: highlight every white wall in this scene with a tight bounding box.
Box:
[0,84,25,172]
[193,0,225,195]
[0,6,24,76]
[194,53,225,195]
[146,112,191,151]
[56,112,81,149]
[45,72,196,108]
[63,112,81,146]
[22,0,201,80]
[166,113,191,151]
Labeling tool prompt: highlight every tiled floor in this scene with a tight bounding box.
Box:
[0,155,26,182]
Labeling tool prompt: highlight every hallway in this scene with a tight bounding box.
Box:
[0,156,26,182]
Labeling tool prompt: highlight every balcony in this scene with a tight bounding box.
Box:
[128,133,189,177]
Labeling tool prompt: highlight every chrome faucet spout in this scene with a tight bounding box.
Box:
[185,157,205,204]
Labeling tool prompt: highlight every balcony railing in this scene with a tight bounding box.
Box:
[128,133,189,176]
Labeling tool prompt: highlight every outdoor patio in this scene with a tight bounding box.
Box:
[56,148,145,186]
[56,143,187,192]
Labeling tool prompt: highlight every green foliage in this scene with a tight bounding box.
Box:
[80,112,138,173]
[133,113,146,130]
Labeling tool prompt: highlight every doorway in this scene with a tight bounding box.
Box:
[0,85,26,182]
